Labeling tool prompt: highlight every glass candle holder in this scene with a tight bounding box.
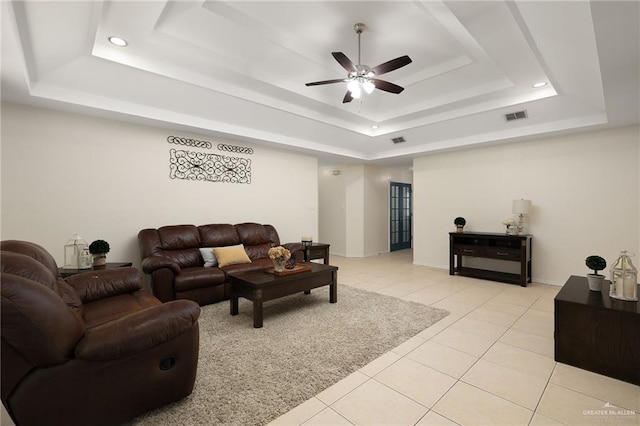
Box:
[64,234,92,269]
[609,251,638,301]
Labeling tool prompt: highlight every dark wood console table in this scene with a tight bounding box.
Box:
[449,232,531,287]
[555,276,639,385]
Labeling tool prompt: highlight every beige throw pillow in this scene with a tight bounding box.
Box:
[213,244,252,267]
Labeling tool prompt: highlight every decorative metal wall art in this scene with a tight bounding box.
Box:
[217,143,254,155]
[167,136,212,149]
[169,149,251,184]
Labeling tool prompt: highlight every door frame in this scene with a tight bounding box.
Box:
[389,181,412,252]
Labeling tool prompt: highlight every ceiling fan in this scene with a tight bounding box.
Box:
[305,23,412,103]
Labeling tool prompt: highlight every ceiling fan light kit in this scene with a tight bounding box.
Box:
[306,23,412,103]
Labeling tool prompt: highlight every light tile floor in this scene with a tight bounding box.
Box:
[269,250,640,426]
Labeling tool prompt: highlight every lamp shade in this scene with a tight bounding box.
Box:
[512,199,531,215]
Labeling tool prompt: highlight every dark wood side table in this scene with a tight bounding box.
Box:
[554,275,639,386]
[303,243,330,265]
[59,262,133,278]
[449,232,532,286]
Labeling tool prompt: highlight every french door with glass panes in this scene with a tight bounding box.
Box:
[390,182,412,251]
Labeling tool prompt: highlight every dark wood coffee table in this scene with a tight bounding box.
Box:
[228,263,338,328]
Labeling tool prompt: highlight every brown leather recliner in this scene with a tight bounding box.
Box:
[1,240,201,426]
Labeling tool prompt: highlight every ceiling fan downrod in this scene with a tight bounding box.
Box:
[354,23,365,66]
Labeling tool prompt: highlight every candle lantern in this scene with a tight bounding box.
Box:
[609,251,638,301]
[64,234,92,269]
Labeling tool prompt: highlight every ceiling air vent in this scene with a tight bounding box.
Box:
[505,110,528,121]
[391,136,406,144]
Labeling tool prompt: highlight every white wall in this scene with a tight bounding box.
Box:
[319,164,412,257]
[318,167,346,256]
[1,102,319,269]
[413,125,640,285]
[344,165,365,257]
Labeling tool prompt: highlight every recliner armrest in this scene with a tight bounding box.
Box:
[283,242,305,261]
[282,242,304,253]
[66,267,143,303]
[75,300,200,361]
[141,255,181,275]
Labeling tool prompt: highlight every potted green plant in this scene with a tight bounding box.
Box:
[89,239,110,267]
[585,255,606,291]
[454,217,466,233]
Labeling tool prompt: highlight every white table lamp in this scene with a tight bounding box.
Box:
[512,199,531,235]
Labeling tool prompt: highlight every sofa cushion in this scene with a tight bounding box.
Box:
[174,267,226,293]
[244,243,272,260]
[158,225,200,250]
[213,244,252,267]
[198,224,240,247]
[235,223,274,260]
[221,258,269,274]
[159,248,202,269]
[1,272,85,367]
[82,291,161,330]
[235,222,270,246]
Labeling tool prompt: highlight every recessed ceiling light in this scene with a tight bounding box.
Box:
[371,124,379,129]
[532,81,547,88]
[108,36,128,47]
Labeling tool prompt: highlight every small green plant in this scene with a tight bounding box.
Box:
[454,217,466,227]
[89,239,110,255]
[585,255,606,276]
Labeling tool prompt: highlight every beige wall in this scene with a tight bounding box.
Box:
[1,102,319,269]
[413,125,640,285]
[318,167,347,256]
[319,164,412,257]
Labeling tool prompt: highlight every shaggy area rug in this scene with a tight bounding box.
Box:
[133,284,449,426]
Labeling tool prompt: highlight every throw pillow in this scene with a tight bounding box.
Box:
[213,244,252,267]
[199,247,217,267]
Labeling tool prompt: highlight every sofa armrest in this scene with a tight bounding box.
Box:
[75,300,200,361]
[66,267,143,303]
[141,255,181,275]
[283,242,305,261]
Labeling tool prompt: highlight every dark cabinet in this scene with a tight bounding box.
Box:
[555,276,639,386]
[449,232,532,286]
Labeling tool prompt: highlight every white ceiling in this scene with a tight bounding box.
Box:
[2,1,639,167]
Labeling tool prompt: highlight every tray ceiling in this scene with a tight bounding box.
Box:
[2,1,638,166]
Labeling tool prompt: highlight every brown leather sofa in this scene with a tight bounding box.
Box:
[138,222,305,305]
[1,240,201,426]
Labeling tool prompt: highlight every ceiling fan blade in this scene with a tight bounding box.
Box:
[332,52,358,73]
[305,78,346,87]
[371,79,405,94]
[370,55,412,76]
[342,91,353,103]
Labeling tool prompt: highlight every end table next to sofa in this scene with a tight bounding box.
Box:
[303,243,330,265]
[59,262,133,278]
